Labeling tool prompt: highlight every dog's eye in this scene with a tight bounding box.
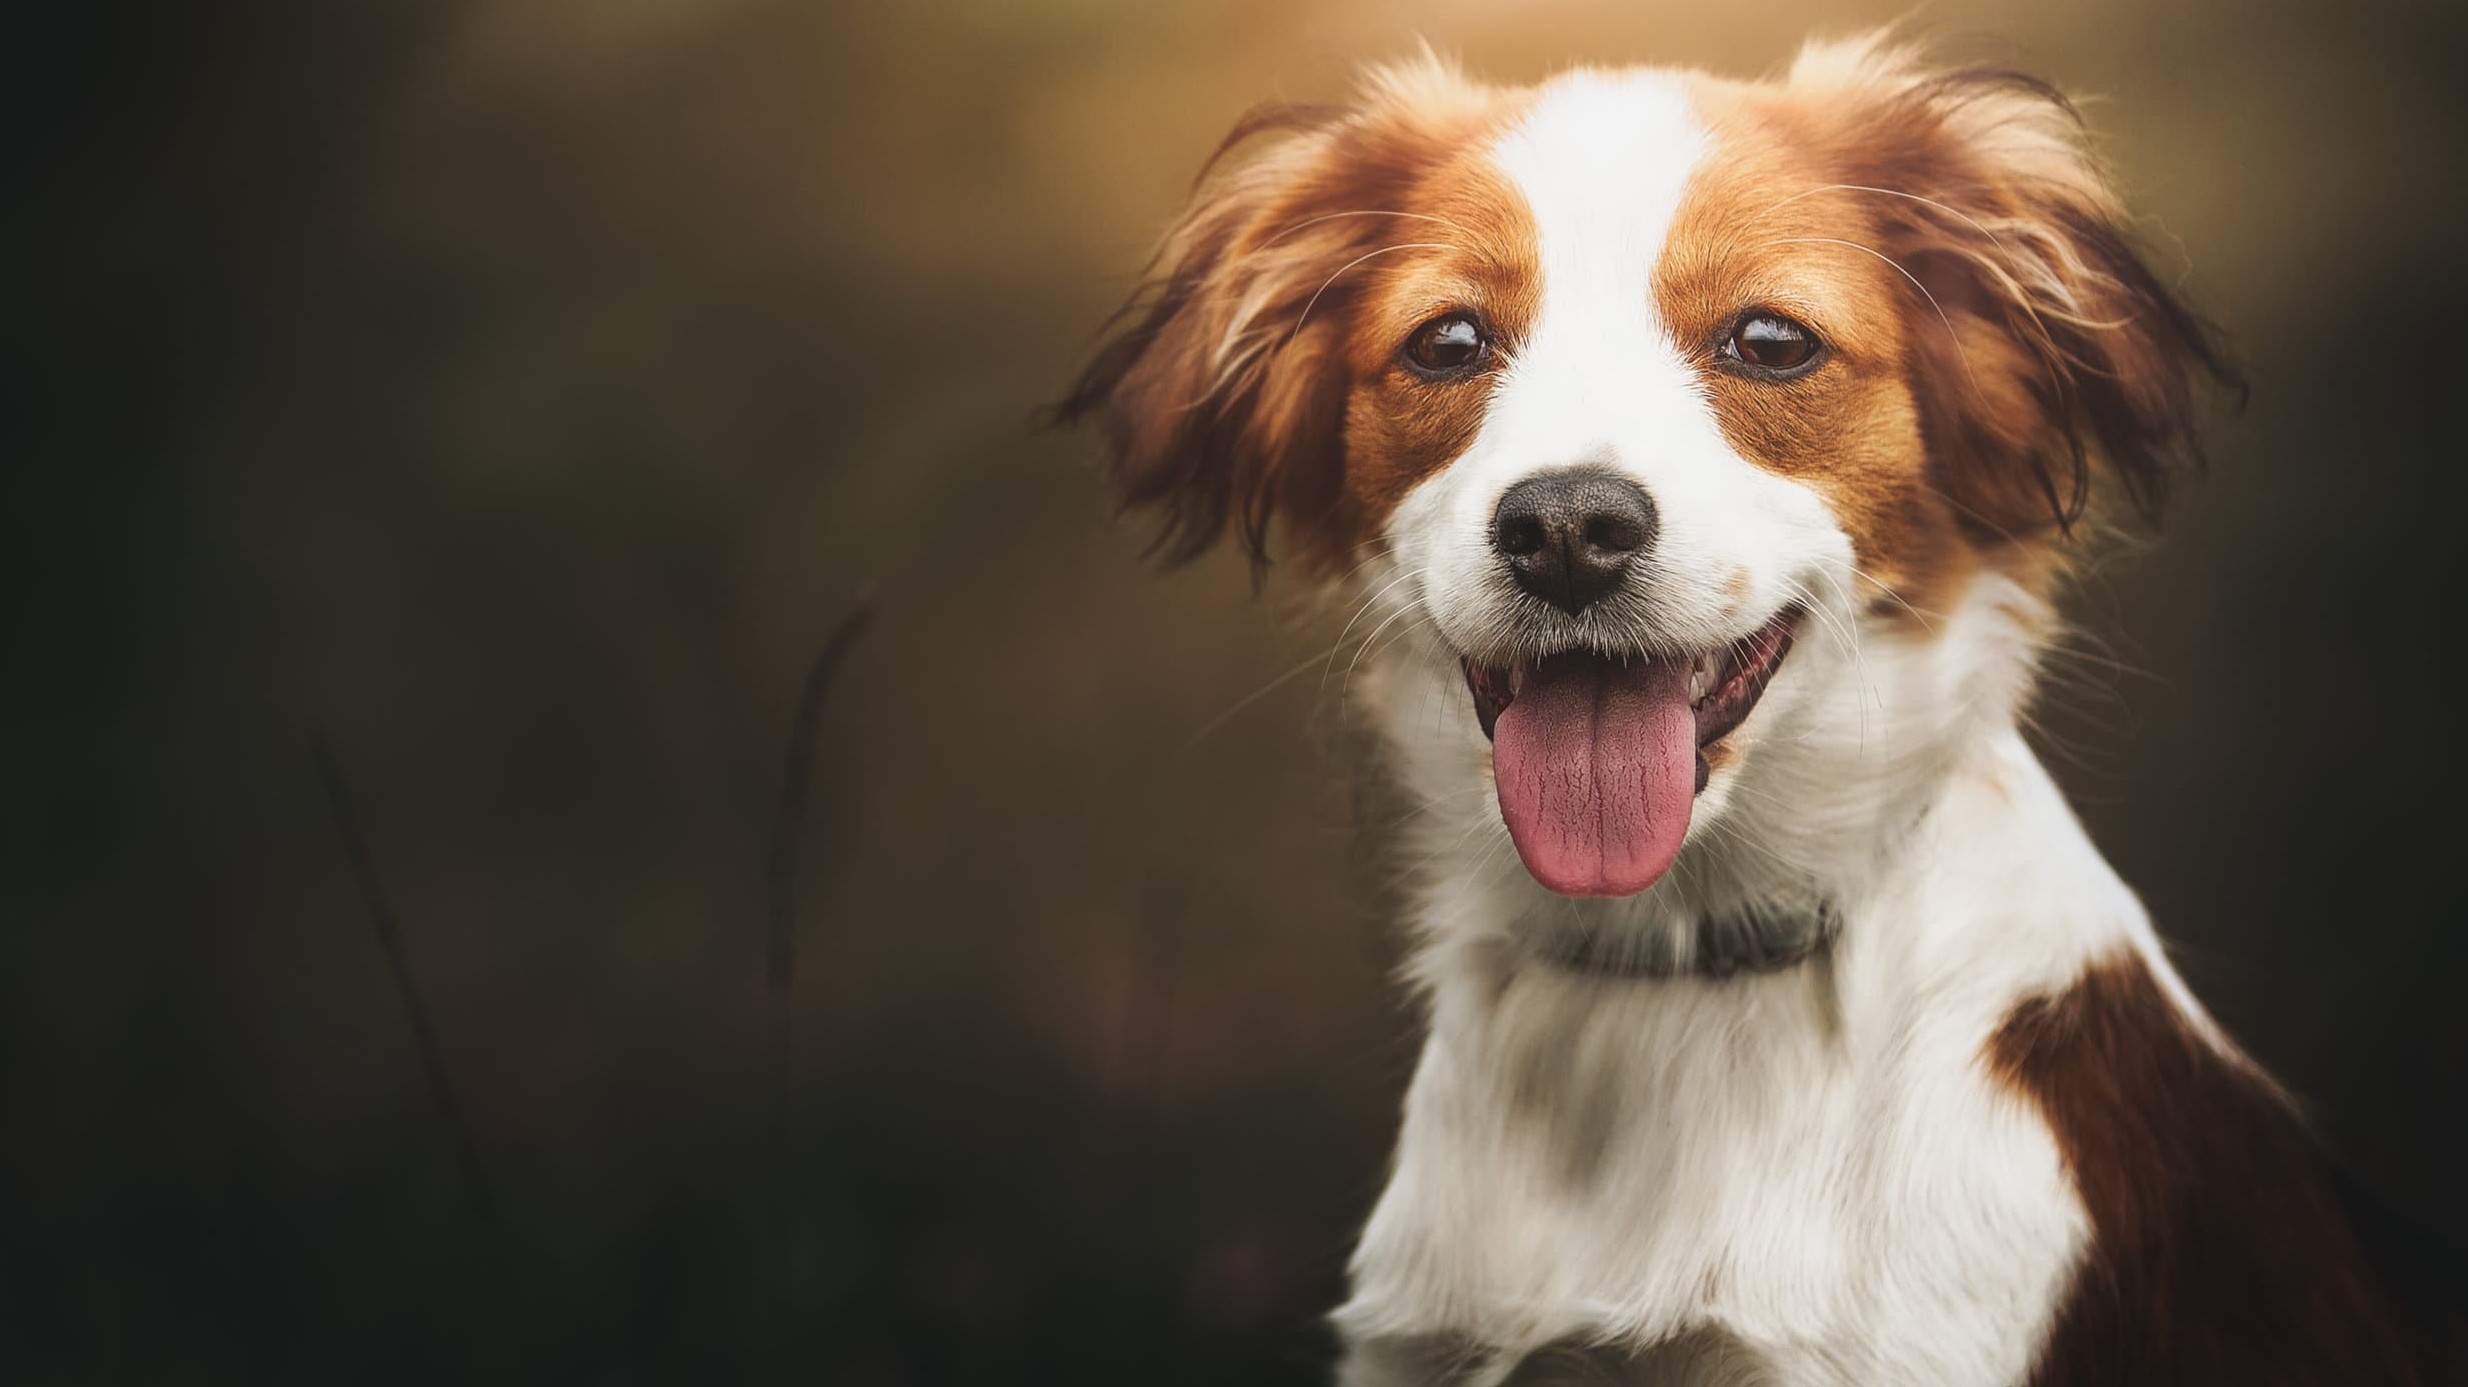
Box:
[1722,312,1823,376]
[1403,312,1490,377]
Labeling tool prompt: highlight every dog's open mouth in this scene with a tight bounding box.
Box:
[1461,607,1801,898]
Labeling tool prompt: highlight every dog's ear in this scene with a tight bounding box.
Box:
[1796,37,2238,542]
[1055,103,1365,573]
[1057,63,1494,575]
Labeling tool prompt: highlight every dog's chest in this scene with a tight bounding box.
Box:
[1338,953,2088,1387]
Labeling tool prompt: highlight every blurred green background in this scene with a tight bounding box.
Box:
[14,0,2468,1380]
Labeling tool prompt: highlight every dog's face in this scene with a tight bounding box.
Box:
[1067,37,2216,909]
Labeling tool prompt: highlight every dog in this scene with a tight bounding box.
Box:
[1062,32,2465,1385]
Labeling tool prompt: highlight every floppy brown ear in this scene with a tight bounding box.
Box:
[1056,66,1495,575]
[1799,39,2237,542]
[1054,104,1356,572]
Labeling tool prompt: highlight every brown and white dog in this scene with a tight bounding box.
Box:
[1063,33,2466,1386]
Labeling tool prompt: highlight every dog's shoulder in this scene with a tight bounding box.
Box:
[1995,953,2468,1384]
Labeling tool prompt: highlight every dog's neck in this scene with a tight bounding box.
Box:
[1523,896,1843,980]
[1342,718,2182,1367]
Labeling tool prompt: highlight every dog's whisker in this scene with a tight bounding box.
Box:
[1288,242,1456,345]
[1260,208,1476,249]
[1322,566,1430,690]
[1339,603,1436,701]
[1176,649,1333,754]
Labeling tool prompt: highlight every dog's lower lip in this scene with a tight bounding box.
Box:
[1460,607,1803,752]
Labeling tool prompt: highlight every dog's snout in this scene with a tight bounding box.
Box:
[1490,469,1657,615]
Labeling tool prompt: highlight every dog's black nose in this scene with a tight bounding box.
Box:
[1491,469,1657,615]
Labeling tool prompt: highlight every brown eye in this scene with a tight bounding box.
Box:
[1722,312,1823,376]
[1404,312,1490,376]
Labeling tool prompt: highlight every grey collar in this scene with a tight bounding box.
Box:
[1529,899,1841,981]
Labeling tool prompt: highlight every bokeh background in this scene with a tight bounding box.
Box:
[15,0,2468,1381]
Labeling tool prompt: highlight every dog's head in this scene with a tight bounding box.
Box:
[1063,35,2225,910]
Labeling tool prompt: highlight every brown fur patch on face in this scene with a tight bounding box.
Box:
[1659,79,1976,619]
[1658,36,2232,622]
[1335,148,1539,549]
[1991,954,2468,1384]
[1055,61,1532,576]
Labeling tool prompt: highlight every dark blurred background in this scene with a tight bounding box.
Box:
[12,0,2468,1381]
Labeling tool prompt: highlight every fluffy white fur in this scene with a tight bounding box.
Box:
[1329,68,2213,1386]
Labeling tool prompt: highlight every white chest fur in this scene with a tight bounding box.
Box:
[1334,732,2164,1387]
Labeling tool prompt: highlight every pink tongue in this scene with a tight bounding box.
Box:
[1492,652,1696,897]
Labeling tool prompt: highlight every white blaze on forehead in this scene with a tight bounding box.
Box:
[1382,63,1843,669]
[1487,69,1709,363]
[1389,67,1809,661]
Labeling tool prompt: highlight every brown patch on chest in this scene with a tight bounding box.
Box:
[1991,955,2468,1384]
